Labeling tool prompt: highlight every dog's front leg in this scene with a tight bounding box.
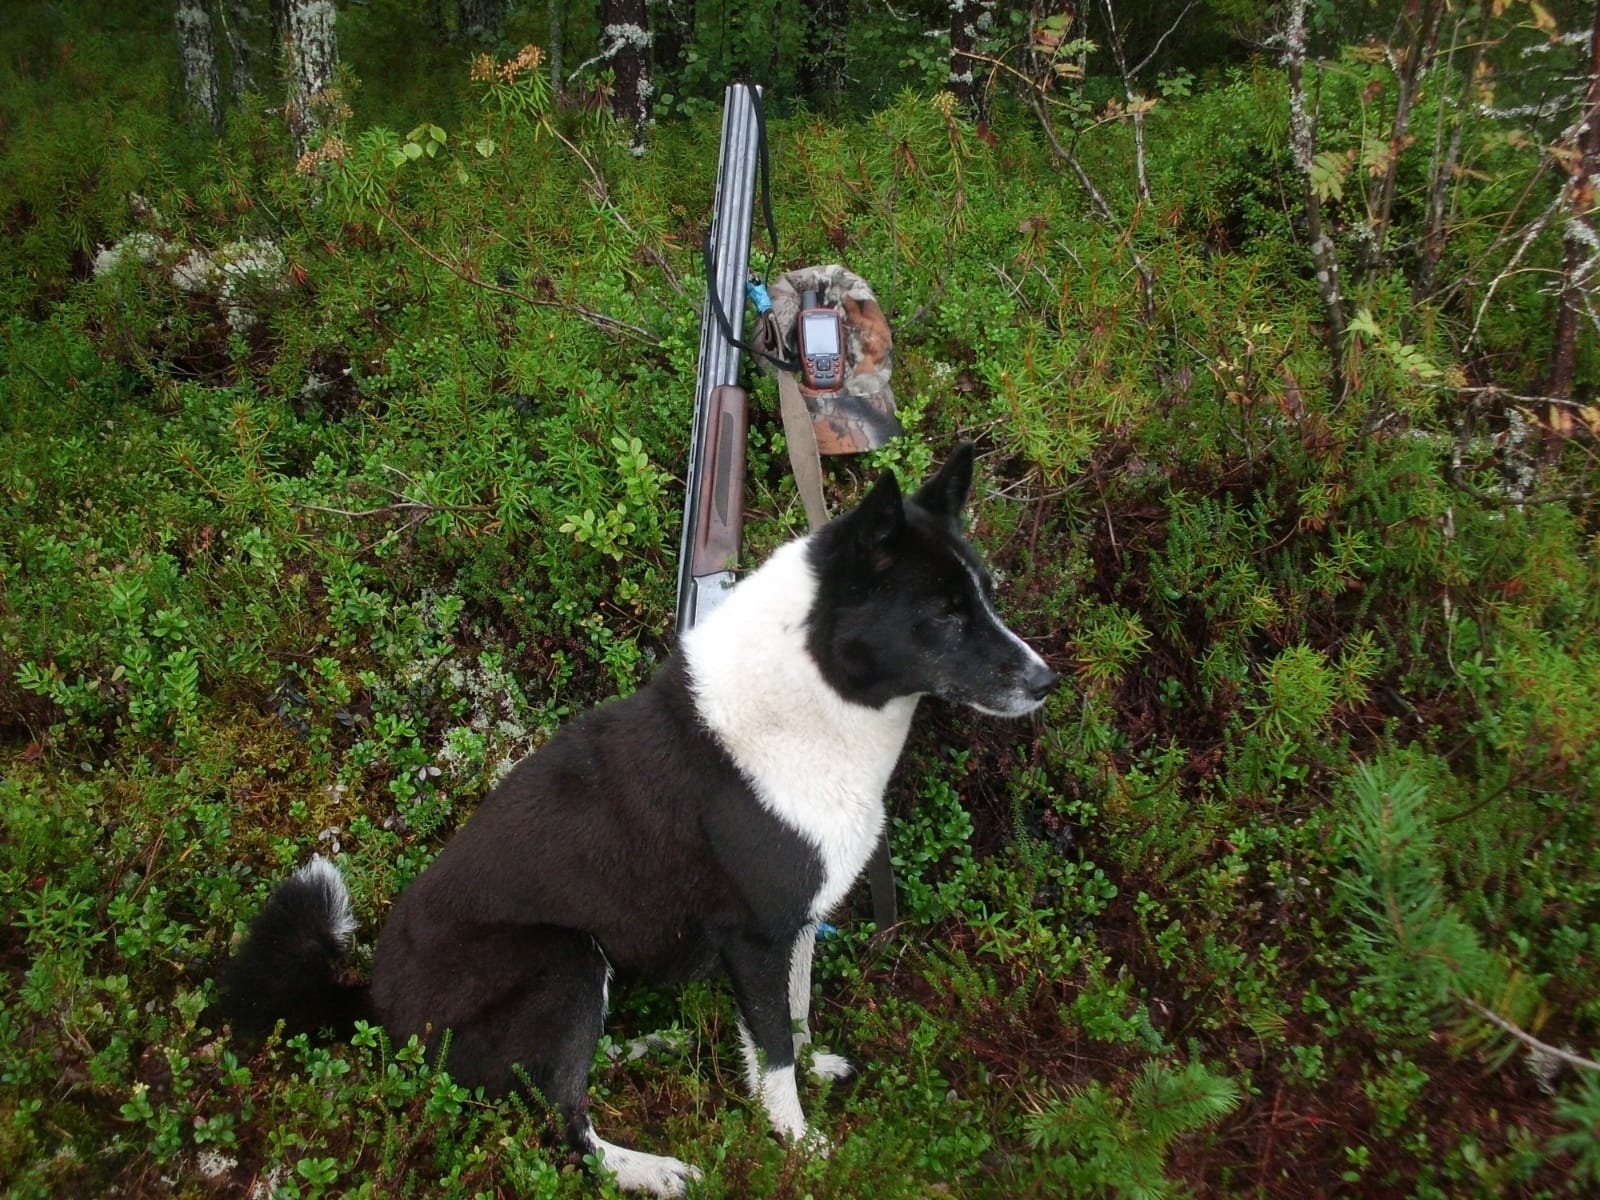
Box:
[718,930,816,1145]
[788,925,816,1059]
[788,926,853,1083]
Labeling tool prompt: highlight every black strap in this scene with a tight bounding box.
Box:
[867,834,898,932]
[703,87,800,374]
[750,86,778,281]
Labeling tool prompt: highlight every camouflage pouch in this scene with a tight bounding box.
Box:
[753,264,903,454]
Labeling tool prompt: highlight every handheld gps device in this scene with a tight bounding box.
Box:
[796,289,845,393]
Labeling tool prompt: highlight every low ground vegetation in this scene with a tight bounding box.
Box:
[3,5,1598,1198]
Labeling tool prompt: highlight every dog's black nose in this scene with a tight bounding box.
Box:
[1024,661,1059,702]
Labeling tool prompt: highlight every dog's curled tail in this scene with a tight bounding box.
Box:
[219,855,372,1045]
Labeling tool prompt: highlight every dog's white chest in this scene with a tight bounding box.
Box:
[718,694,915,918]
[682,541,919,920]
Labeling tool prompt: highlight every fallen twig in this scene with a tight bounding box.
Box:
[1462,997,1600,1075]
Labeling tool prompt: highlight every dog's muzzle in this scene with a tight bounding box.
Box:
[1022,659,1059,705]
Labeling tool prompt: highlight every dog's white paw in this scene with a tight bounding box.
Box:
[790,1124,833,1159]
[592,1140,702,1197]
[808,1051,855,1082]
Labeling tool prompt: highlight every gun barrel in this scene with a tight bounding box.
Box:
[677,83,762,632]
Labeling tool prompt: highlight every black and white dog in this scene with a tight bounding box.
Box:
[221,443,1056,1196]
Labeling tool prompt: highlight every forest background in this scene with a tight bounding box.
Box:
[4,0,1600,1196]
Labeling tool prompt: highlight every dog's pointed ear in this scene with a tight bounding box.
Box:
[912,441,975,519]
[857,467,908,544]
[847,468,906,558]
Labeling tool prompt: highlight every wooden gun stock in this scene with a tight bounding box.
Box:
[682,385,748,624]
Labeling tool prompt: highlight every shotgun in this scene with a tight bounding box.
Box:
[677,83,761,633]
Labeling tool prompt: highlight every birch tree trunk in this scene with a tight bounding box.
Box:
[1284,0,1348,401]
[949,0,995,121]
[599,0,652,155]
[284,0,340,157]
[175,0,223,132]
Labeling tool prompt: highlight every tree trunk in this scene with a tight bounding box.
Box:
[949,0,995,121]
[458,0,506,44]
[599,0,652,155]
[284,0,339,157]
[1284,0,1347,401]
[1544,0,1600,435]
[548,0,563,99]
[804,0,849,114]
[175,0,223,132]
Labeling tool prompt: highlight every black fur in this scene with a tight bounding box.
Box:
[221,653,823,1143]
[367,655,820,1104]
[218,865,369,1045]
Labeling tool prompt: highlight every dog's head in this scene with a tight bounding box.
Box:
[806,442,1059,715]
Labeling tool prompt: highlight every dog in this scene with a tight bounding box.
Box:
[220,442,1057,1196]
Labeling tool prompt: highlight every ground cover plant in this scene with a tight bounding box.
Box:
[3,2,1599,1196]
